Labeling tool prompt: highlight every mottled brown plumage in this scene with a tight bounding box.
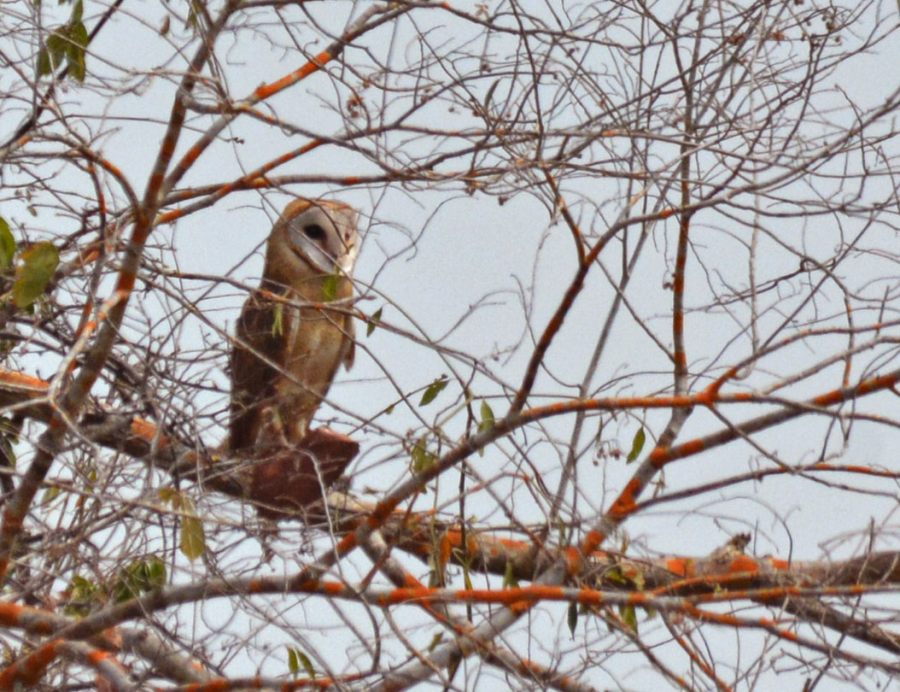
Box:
[229,199,358,454]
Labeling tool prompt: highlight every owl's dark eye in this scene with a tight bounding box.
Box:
[303,224,326,241]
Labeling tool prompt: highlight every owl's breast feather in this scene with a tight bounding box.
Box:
[282,312,347,396]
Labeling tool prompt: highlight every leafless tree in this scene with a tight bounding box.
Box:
[0,1,897,689]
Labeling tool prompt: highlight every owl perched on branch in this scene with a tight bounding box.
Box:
[229,199,359,458]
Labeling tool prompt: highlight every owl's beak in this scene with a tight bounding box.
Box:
[337,253,356,274]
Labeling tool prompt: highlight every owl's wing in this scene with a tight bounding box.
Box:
[229,292,286,451]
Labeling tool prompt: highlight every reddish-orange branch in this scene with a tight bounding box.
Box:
[157,139,326,225]
[0,542,896,684]
[577,365,900,562]
[0,639,60,687]
[0,4,240,585]
[253,51,331,101]
[0,599,131,687]
[0,526,893,686]
[1,363,898,586]
[162,3,409,195]
[0,362,895,681]
[360,530,590,691]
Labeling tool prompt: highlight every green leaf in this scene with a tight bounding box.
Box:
[478,400,495,433]
[114,559,165,603]
[411,436,436,474]
[605,566,628,586]
[145,556,166,588]
[65,575,101,617]
[503,560,518,589]
[157,487,178,505]
[296,649,316,680]
[46,32,67,69]
[419,375,448,407]
[67,47,85,81]
[462,561,473,590]
[180,515,206,561]
[321,273,339,301]
[427,632,444,652]
[567,601,578,637]
[271,302,284,337]
[0,217,16,270]
[13,242,59,309]
[70,21,89,50]
[619,603,638,633]
[66,21,88,82]
[70,575,96,597]
[366,306,382,337]
[115,566,135,601]
[37,29,70,77]
[0,435,15,468]
[71,0,83,22]
[41,485,61,506]
[447,655,461,682]
[186,0,201,30]
[0,417,19,444]
[287,646,316,679]
[626,426,646,463]
[37,47,52,76]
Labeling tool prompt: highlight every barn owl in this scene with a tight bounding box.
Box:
[229,199,359,456]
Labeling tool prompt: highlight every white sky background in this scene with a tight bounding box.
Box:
[0,0,899,689]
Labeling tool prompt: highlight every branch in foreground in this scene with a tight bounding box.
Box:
[0,367,358,520]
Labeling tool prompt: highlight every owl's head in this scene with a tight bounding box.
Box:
[270,198,360,276]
